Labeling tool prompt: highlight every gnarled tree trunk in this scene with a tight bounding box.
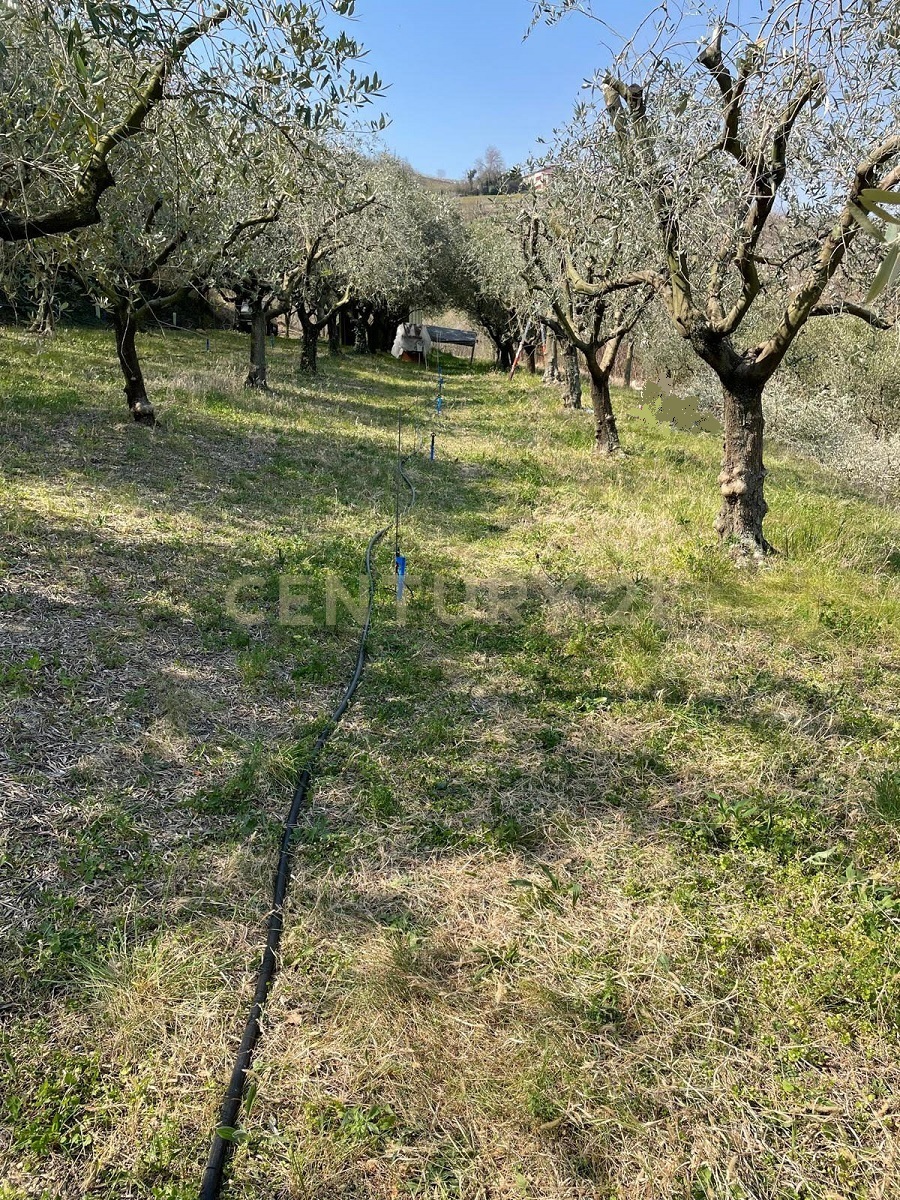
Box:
[327,316,341,356]
[715,378,771,556]
[586,354,619,454]
[245,306,269,390]
[369,305,397,353]
[353,309,370,355]
[112,307,155,425]
[563,344,582,409]
[299,322,319,374]
[543,331,560,384]
[493,337,514,372]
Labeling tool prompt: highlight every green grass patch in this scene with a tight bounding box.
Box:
[2,326,900,1199]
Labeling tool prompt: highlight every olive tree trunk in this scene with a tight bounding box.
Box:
[493,338,514,371]
[586,354,619,454]
[714,378,771,555]
[245,307,269,390]
[112,307,155,425]
[563,344,582,409]
[299,323,319,374]
[543,331,560,384]
[353,310,370,355]
[369,306,396,353]
[327,316,341,356]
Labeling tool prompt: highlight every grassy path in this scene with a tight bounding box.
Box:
[2,326,900,1199]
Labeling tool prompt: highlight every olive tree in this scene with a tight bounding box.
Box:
[460,210,532,370]
[289,166,378,376]
[520,144,654,453]
[217,145,378,384]
[66,111,286,422]
[345,157,467,353]
[219,151,464,382]
[0,0,379,243]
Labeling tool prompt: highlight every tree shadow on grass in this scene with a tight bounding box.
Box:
[4,326,898,1200]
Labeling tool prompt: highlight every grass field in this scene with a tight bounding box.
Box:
[2,324,900,1200]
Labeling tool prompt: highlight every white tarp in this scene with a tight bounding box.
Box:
[391,322,433,359]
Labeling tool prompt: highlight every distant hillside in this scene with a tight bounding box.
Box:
[405,169,523,222]
[410,168,526,204]
[411,170,468,195]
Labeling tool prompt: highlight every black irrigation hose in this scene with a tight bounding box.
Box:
[199,460,417,1200]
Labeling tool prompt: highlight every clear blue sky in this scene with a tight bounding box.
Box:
[342,0,656,179]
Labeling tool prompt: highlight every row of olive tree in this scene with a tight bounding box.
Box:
[2,1,469,424]
[1,1,477,422]
[525,0,900,557]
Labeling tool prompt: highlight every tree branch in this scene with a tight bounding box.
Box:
[309,193,377,264]
[221,197,286,258]
[754,140,900,375]
[566,261,665,297]
[708,75,820,334]
[0,6,229,241]
[808,300,894,329]
[697,26,753,169]
[144,228,191,279]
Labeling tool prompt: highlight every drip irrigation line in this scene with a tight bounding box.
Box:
[199,448,418,1200]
